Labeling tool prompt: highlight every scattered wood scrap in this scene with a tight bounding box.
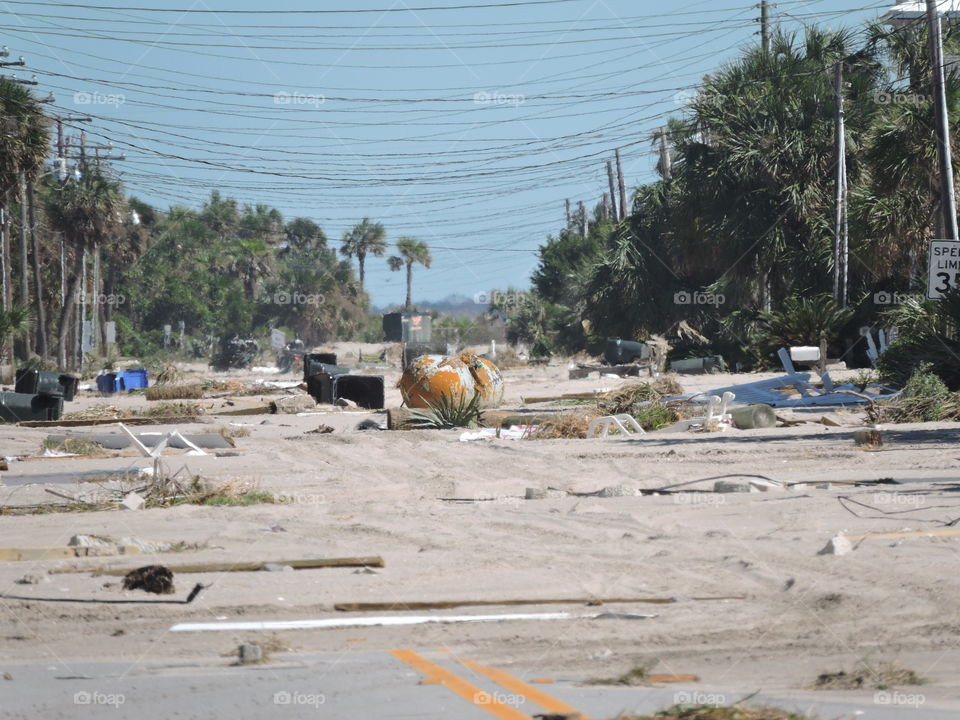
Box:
[94,556,384,576]
[18,416,201,428]
[522,392,601,404]
[334,595,744,612]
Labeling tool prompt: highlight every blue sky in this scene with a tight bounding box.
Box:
[0,0,890,307]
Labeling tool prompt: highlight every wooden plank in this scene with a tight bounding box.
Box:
[93,555,384,576]
[18,416,200,428]
[521,392,600,404]
[647,674,700,683]
[0,547,78,562]
[210,405,272,416]
[335,595,743,612]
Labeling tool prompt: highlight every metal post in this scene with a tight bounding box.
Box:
[833,61,846,302]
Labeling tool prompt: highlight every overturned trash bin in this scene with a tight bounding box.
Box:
[14,369,79,402]
[307,373,384,409]
[398,352,503,409]
[0,391,64,422]
[604,338,650,366]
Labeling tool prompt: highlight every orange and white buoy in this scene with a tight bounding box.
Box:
[398,352,503,409]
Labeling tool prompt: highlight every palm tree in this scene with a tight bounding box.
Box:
[340,218,386,287]
[0,77,50,360]
[667,28,880,309]
[46,167,124,369]
[387,237,431,310]
[0,304,32,365]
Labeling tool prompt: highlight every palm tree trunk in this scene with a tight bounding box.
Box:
[358,251,366,287]
[27,181,46,360]
[57,242,84,369]
[405,261,412,310]
[16,175,29,360]
[1,196,12,363]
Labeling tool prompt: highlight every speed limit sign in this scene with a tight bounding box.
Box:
[928,240,960,299]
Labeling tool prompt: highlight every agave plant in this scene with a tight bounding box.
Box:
[408,390,481,430]
[757,294,853,348]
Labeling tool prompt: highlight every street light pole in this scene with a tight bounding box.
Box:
[927,0,959,240]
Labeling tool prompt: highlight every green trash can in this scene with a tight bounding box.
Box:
[0,392,64,423]
[14,369,79,402]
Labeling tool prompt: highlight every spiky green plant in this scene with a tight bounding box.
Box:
[408,390,481,429]
[757,294,853,348]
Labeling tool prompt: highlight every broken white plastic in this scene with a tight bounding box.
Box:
[117,423,208,458]
[169,611,656,632]
[587,414,645,439]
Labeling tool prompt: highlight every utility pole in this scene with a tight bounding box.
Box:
[833,61,848,304]
[17,173,27,309]
[927,0,959,241]
[615,148,627,220]
[606,160,618,221]
[760,1,771,54]
[657,127,672,181]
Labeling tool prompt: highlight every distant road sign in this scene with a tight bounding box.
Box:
[928,239,960,299]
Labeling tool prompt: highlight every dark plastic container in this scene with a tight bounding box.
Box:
[96,373,120,394]
[14,369,79,401]
[117,369,149,389]
[669,355,726,374]
[333,375,384,409]
[0,392,64,422]
[305,372,384,409]
[303,353,344,380]
[604,338,650,365]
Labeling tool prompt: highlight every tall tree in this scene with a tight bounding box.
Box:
[387,237,431,310]
[0,77,49,360]
[340,218,386,287]
[664,28,881,310]
[46,167,123,368]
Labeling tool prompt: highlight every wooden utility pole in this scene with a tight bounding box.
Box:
[760,0,771,53]
[17,173,28,309]
[657,127,672,181]
[606,160,618,221]
[927,0,959,241]
[615,148,627,220]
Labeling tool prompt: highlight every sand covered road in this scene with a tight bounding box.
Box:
[2,353,960,701]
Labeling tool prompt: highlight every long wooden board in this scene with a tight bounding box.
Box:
[334,595,744,612]
[92,555,384,576]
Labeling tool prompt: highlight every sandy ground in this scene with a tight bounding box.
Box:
[2,344,960,708]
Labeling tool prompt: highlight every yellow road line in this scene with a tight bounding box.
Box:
[459,658,593,720]
[391,649,531,720]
